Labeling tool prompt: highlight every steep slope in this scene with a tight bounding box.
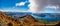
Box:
[0,12,20,26]
[0,12,43,26]
[0,11,59,26]
[17,14,42,26]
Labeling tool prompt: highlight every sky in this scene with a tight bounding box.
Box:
[0,0,60,13]
[0,0,29,12]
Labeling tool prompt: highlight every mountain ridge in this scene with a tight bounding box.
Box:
[0,11,60,26]
[0,11,42,26]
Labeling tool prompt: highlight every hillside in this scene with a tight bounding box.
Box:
[0,11,60,26]
[0,12,44,26]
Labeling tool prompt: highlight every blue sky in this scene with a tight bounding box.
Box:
[0,0,60,13]
[0,0,29,11]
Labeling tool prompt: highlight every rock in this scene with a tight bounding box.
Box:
[55,21,60,26]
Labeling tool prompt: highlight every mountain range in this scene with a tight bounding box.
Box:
[0,11,60,26]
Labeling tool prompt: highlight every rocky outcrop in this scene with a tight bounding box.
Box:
[55,21,60,26]
[0,12,20,26]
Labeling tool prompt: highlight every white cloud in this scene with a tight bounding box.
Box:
[0,9,29,12]
[28,0,48,13]
[16,2,26,6]
[48,0,60,10]
[28,0,60,13]
[46,5,59,10]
